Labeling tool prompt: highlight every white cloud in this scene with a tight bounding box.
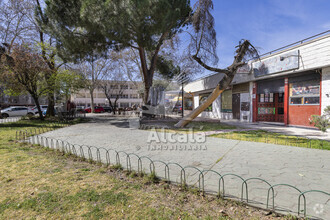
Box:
[321,22,330,30]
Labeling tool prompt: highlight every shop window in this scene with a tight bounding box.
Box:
[304,97,320,104]
[221,90,232,112]
[199,93,212,112]
[290,97,303,105]
[278,93,284,103]
[259,93,274,103]
[289,80,320,105]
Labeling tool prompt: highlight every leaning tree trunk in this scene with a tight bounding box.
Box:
[175,73,234,128]
[175,40,252,128]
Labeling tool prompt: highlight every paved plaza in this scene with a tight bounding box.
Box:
[38,117,330,219]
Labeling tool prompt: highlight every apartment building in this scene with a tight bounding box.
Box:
[71,81,143,108]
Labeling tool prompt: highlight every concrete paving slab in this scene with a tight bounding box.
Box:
[34,117,330,219]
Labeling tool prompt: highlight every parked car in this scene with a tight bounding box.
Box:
[76,106,86,113]
[1,106,33,118]
[172,104,183,113]
[42,108,57,116]
[30,105,48,114]
[84,106,105,113]
[102,106,112,113]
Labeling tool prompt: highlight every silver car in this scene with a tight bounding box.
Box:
[1,106,34,118]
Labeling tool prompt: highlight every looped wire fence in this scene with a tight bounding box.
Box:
[0,117,21,124]
[16,127,330,219]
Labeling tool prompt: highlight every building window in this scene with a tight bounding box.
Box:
[221,90,232,112]
[290,97,303,105]
[289,80,320,105]
[278,93,284,103]
[120,94,128,99]
[120,103,129,108]
[110,85,118,89]
[97,93,106,98]
[121,85,128,89]
[199,93,212,112]
[304,97,319,104]
[259,93,274,103]
[130,94,138,99]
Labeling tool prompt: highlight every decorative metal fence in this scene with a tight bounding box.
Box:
[0,117,21,124]
[16,126,330,219]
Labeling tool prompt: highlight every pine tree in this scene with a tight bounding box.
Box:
[37,0,191,103]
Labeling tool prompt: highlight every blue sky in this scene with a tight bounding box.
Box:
[192,0,330,74]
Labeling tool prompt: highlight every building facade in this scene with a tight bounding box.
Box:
[184,31,330,127]
[0,90,47,109]
[71,81,143,108]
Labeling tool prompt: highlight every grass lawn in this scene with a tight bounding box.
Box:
[183,121,237,131]
[141,120,237,133]
[211,130,330,150]
[0,119,292,219]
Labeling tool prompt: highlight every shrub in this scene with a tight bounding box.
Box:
[310,106,330,132]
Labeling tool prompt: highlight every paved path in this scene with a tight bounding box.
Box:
[221,119,330,141]
[37,117,330,219]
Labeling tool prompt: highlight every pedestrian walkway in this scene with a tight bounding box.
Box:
[38,117,330,219]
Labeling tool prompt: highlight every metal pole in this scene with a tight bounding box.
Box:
[182,82,184,118]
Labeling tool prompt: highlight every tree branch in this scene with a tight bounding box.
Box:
[192,55,230,75]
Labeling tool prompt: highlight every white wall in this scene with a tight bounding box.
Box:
[184,34,330,95]
[249,82,254,122]
[184,73,225,93]
[212,95,221,118]
[240,93,251,122]
[233,34,330,84]
[192,94,221,119]
[321,67,330,114]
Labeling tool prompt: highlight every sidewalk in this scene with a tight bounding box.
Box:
[87,113,330,141]
[220,119,330,141]
[39,117,330,218]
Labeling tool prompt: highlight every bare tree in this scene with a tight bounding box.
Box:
[0,0,36,50]
[100,80,125,115]
[175,0,258,127]
[0,0,66,117]
[77,58,109,113]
